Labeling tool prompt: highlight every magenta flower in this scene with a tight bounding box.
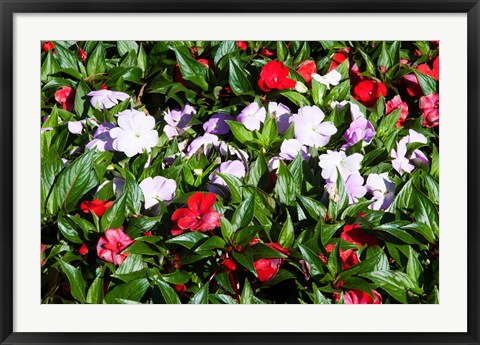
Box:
[386,95,409,127]
[419,93,439,128]
[203,113,234,135]
[88,89,129,110]
[344,116,376,147]
[292,106,337,148]
[237,102,266,131]
[268,102,291,134]
[139,176,177,209]
[279,139,309,161]
[163,104,196,139]
[86,122,115,152]
[96,228,135,266]
[365,173,395,210]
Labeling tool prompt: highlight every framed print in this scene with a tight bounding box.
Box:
[1,1,479,345]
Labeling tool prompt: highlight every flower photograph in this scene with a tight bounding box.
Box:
[41,40,439,304]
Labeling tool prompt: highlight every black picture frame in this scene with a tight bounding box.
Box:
[1,1,479,344]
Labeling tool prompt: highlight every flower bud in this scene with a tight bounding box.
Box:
[223,259,237,272]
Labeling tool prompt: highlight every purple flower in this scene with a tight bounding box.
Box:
[268,157,281,171]
[279,139,309,161]
[345,172,367,204]
[218,142,249,162]
[203,113,234,135]
[331,100,364,120]
[86,122,115,152]
[209,160,246,187]
[237,102,266,131]
[344,116,376,147]
[67,118,98,135]
[365,173,395,210]
[87,89,129,110]
[292,105,337,148]
[390,141,414,176]
[186,133,219,157]
[163,104,196,139]
[268,102,291,134]
[139,176,177,209]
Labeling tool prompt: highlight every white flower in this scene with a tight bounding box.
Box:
[365,173,396,210]
[318,150,363,183]
[139,176,177,209]
[237,102,266,131]
[87,89,130,110]
[292,105,337,148]
[109,110,159,157]
[186,133,220,157]
[312,69,341,89]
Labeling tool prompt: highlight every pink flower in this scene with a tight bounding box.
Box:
[96,228,135,266]
[335,289,382,304]
[54,86,75,111]
[386,95,409,127]
[419,93,439,128]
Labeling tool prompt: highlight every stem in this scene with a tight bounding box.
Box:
[229,271,240,302]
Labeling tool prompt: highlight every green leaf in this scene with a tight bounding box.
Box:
[231,195,255,229]
[117,41,139,56]
[195,236,226,252]
[214,41,236,65]
[104,278,149,304]
[122,241,160,256]
[252,243,288,261]
[340,200,373,220]
[226,120,254,143]
[220,216,235,242]
[229,57,253,96]
[407,246,422,282]
[235,226,263,247]
[276,41,288,62]
[297,195,327,222]
[412,186,439,237]
[232,247,256,275]
[357,47,377,76]
[50,150,98,214]
[240,279,254,304]
[100,190,127,232]
[57,259,86,303]
[215,173,243,204]
[190,284,209,304]
[274,160,297,205]
[311,77,327,106]
[57,216,83,244]
[278,91,311,107]
[74,80,92,117]
[361,270,421,303]
[288,154,304,193]
[278,211,294,248]
[413,69,438,95]
[298,244,325,276]
[151,276,181,304]
[320,222,344,247]
[166,232,209,250]
[246,152,268,189]
[402,222,435,243]
[86,268,104,304]
[116,254,144,275]
[171,45,209,91]
[53,42,80,71]
[87,41,107,77]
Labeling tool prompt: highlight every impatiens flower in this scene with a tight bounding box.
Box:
[55,86,75,111]
[312,69,341,89]
[80,199,113,217]
[67,118,98,135]
[163,104,196,138]
[223,259,237,272]
[236,102,266,131]
[397,130,430,167]
[96,228,135,266]
[203,113,234,135]
[352,79,387,108]
[253,243,289,282]
[208,160,246,190]
[417,56,439,81]
[279,139,309,161]
[419,93,439,128]
[334,289,382,304]
[42,41,55,52]
[297,60,317,83]
[109,110,159,157]
[87,89,129,110]
[79,243,89,256]
[186,133,220,157]
[365,173,396,211]
[344,116,376,147]
[391,141,415,176]
[171,192,222,234]
[86,122,115,151]
[218,142,249,162]
[268,102,291,134]
[237,41,247,50]
[292,106,337,148]
[318,150,363,183]
[79,48,87,63]
[258,61,297,92]
[328,51,347,72]
[268,156,281,171]
[331,100,364,120]
[402,73,423,98]
[345,172,367,204]
[386,95,409,127]
[139,176,177,209]
[341,223,379,247]
[324,244,359,270]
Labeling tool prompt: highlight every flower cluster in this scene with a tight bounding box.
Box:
[41,40,439,305]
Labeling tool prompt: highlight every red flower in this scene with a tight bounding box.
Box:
[223,259,237,272]
[297,60,317,83]
[174,284,187,293]
[328,52,347,73]
[334,289,382,304]
[79,48,87,63]
[419,93,439,128]
[42,41,55,52]
[54,86,75,112]
[261,48,275,57]
[341,224,379,247]
[325,244,360,270]
[171,192,222,235]
[80,199,114,218]
[417,56,439,81]
[352,79,387,108]
[96,228,135,266]
[79,243,89,256]
[386,95,409,127]
[253,242,289,283]
[258,61,297,92]
[197,58,213,69]
[237,41,247,50]
[401,74,423,98]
